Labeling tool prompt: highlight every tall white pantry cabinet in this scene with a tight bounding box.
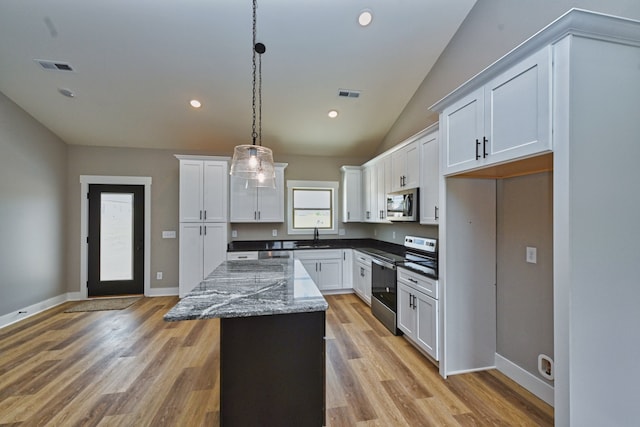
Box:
[176,155,229,298]
[430,10,640,426]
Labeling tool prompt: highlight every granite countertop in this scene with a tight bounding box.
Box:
[164,258,328,322]
[227,238,407,258]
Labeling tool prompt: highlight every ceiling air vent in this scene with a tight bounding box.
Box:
[35,59,75,72]
[338,89,361,98]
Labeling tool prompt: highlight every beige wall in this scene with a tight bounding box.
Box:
[379,0,640,153]
[65,148,373,292]
[66,146,183,292]
[497,172,554,384]
[0,93,67,317]
[231,153,371,241]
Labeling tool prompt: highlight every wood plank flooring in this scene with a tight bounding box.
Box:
[0,294,553,426]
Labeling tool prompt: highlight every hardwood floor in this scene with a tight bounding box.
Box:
[0,294,553,426]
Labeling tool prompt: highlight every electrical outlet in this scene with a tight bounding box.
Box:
[272,229,278,237]
[231,230,238,238]
[392,231,396,239]
[156,272,163,280]
[526,246,537,264]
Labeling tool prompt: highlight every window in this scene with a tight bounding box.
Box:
[287,180,339,235]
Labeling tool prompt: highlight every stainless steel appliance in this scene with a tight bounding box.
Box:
[386,188,418,222]
[369,236,438,335]
[258,250,293,259]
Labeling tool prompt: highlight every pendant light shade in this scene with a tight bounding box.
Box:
[230,144,275,184]
[229,0,275,188]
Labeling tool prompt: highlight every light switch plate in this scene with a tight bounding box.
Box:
[526,246,537,264]
[162,231,176,239]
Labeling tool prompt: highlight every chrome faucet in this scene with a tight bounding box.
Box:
[313,227,319,242]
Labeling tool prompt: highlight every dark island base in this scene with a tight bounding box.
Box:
[220,311,326,427]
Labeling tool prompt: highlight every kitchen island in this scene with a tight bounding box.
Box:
[164,258,328,426]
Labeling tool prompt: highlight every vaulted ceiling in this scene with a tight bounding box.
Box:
[0,0,476,159]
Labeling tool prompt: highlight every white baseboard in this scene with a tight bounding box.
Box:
[445,365,496,376]
[0,288,178,330]
[495,353,554,407]
[146,286,179,297]
[0,293,69,329]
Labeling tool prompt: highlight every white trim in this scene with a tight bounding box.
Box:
[444,365,496,376]
[0,291,177,330]
[286,180,339,235]
[0,293,69,329]
[146,286,179,297]
[79,175,152,298]
[495,353,555,407]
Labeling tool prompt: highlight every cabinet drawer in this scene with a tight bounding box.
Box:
[227,251,259,261]
[397,267,438,299]
[353,251,372,266]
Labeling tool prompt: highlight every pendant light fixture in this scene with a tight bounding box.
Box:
[229,0,275,187]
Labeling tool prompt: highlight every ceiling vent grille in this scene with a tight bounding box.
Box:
[35,59,75,72]
[338,89,360,98]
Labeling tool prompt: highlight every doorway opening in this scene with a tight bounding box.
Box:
[88,184,144,297]
[80,176,152,299]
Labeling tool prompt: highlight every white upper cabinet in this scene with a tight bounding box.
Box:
[419,127,439,225]
[178,157,228,223]
[440,46,552,176]
[391,140,419,191]
[340,166,362,223]
[363,158,390,223]
[229,164,286,222]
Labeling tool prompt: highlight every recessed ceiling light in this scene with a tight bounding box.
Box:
[189,99,202,108]
[358,9,373,27]
[328,110,339,119]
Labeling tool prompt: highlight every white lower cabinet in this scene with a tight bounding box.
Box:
[294,250,343,291]
[341,249,353,289]
[179,223,227,298]
[353,251,372,304]
[397,267,439,361]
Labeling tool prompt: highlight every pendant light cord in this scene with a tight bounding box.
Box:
[251,0,259,146]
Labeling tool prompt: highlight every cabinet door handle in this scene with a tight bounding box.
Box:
[319,263,322,272]
[258,211,261,220]
[238,256,248,259]
[200,210,203,220]
[409,293,414,309]
[204,225,207,235]
[475,138,481,160]
[435,206,439,220]
[408,277,418,284]
[347,211,350,220]
[199,226,202,236]
[204,210,207,220]
[413,295,417,309]
[483,136,488,158]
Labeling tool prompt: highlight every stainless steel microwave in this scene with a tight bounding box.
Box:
[386,188,418,222]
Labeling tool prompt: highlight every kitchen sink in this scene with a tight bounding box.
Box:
[295,244,332,249]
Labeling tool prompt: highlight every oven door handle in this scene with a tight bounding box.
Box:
[371,257,396,270]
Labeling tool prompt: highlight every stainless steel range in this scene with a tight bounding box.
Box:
[369,236,438,335]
